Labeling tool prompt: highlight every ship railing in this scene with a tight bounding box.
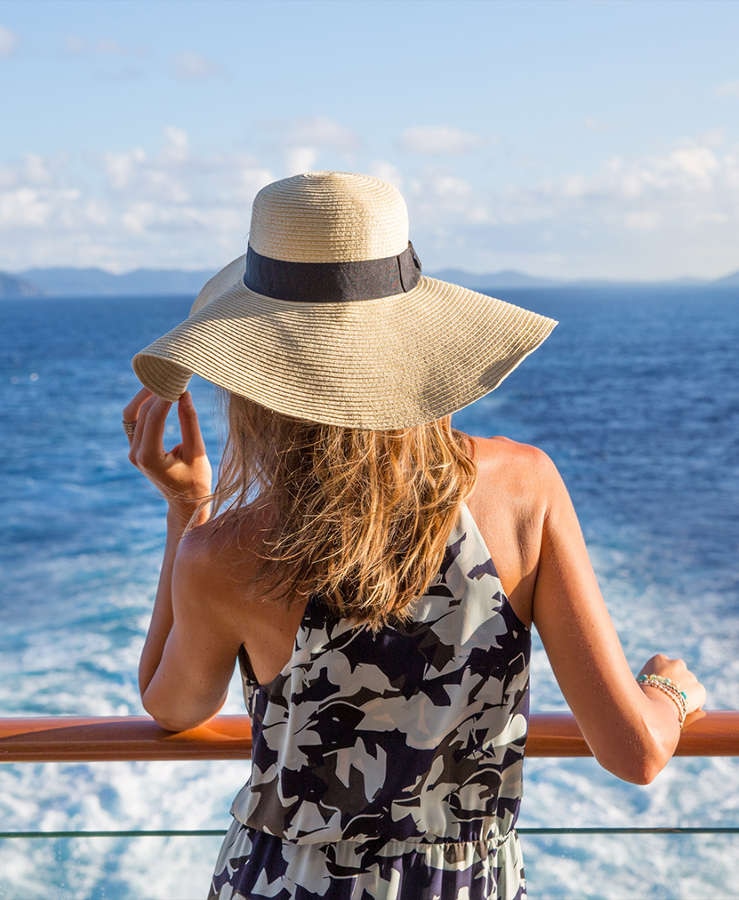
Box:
[1,711,737,845]
[2,710,737,763]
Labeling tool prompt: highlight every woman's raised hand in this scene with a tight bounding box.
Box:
[123,388,213,527]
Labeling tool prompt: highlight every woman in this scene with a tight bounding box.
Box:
[125,173,705,899]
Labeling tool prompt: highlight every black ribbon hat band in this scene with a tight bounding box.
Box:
[243,242,422,303]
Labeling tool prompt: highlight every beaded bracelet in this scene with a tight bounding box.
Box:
[637,674,688,727]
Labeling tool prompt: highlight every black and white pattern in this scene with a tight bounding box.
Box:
[210,503,530,899]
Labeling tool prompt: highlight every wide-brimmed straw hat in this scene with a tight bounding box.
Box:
[133,172,556,429]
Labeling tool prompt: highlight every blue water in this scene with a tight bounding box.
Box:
[0,288,737,898]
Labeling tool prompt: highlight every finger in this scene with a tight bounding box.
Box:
[137,397,173,468]
[122,387,153,425]
[122,387,153,444]
[123,421,137,444]
[177,392,207,459]
[128,394,155,461]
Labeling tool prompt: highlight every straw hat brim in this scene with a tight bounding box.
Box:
[133,255,557,429]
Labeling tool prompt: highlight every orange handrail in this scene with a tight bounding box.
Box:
[0,711,736,763]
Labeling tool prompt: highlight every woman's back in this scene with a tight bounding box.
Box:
[184,436,542,686]
[210,499,530,900]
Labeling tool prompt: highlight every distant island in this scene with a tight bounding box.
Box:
[0,272,44,298]
[1,264,739,299]
[0,266,217,299]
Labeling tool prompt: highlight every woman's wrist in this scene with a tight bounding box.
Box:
[166,500,211,531]
[637,674,688,728]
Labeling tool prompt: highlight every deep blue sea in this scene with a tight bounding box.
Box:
[0,287,737,898]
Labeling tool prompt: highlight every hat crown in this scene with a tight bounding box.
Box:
[249,172,409,264]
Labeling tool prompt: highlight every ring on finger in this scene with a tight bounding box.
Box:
[122,420,137,438]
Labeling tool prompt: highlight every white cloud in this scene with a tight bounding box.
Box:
[289,117,358,152]
[716,80,739,98]
[144,168,190,203]
[122,202,164,235]
[0,166,17,190]
[400,126,482,156]
[0,188,49,227]
[560,175,587,199]
[434,175,472,198]
[0,25,18,58]
[668,146,718,186]
[405,170,489,228]
[2,126,739,280]
[592,141,723,202]
[173,51,222,80]
[368,161,403,190]
[234,163,273,202]
[103,130,192,201]
[624,211,661,231]
[0,185,81,230]
[163,127,189,164]
[397,135,739,279]
[0,129,278,271]
[63,34,145,60]
[24,154,52,185]
[105,148,147,190]
[697,128,725,148]
[285,146,319,175]
[83,200,108,227]
[278,118,359,177]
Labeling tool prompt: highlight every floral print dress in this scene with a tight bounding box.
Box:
[210,503,530,899]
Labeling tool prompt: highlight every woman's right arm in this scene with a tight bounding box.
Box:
[530,451,705,784]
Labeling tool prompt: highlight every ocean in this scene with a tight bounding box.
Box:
[0,286,737,899]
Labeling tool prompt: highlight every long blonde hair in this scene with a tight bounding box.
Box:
[212,394,477,629]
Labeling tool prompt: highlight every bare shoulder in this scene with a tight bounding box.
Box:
[176,506,310,684]
[463,435,564,624]
[472,433,554,466]
[469,435,561,505]
[174,509,266,609]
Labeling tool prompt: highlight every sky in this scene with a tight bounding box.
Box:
[2,0,739,280]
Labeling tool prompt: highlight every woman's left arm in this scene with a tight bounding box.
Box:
[139,528,243,732]
[124,388,238,731]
